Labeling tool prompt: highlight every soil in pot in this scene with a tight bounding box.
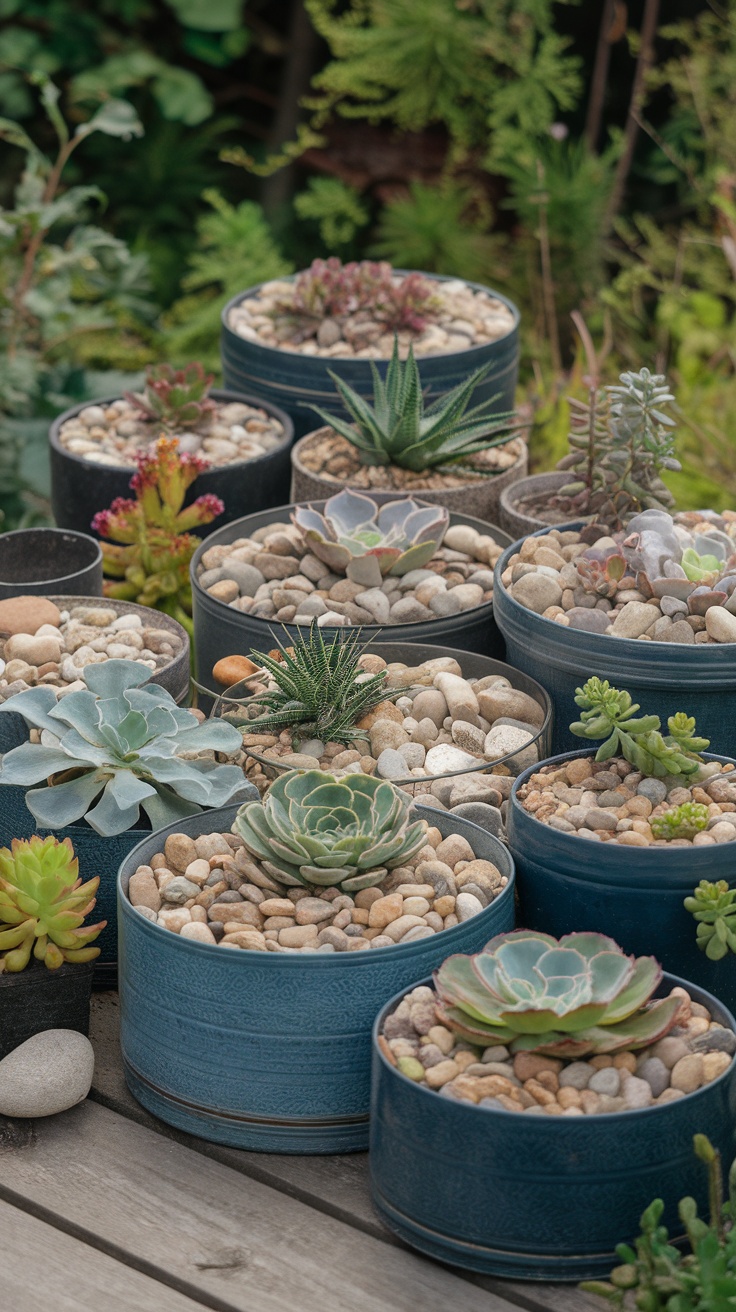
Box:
[227,267,516,360]
[0,959,93,1061]
[213,643,550,833]
[0,595,188,707]
[125,803,510,955]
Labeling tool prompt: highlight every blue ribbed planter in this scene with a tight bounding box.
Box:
[221,273,520,439]
[507,749,736,1012]
[493,525,736,756]
[370,973,736,1280]
[117,802,516,1154]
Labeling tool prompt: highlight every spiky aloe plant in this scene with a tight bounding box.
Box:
[0,836,105,971]
[219,623,393,747]
[307,336,523,473]
[434,930,680,1058]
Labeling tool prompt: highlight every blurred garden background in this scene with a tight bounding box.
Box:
[1,0,735,530]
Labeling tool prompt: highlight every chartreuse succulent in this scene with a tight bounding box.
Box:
[685,880,736,960]
[221,622,393,747]
[570,678,710,779]
[292,487,449,576]
[434,930,680,1058]
[308,336,522,473]
[651,802,710,840]
[0,660,247,837]
[0,836,105,972]
[233,769,426,891]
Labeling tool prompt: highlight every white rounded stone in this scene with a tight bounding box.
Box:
[424,744,479,775]
[0,1029,94,1117]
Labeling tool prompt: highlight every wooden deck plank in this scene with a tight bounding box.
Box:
[89,993,601,1312]
[0,1098,523,1312]
[0,1197,207,1312]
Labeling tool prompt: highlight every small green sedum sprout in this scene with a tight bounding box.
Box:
[307,335,524,474]
[685,880,736,960]
[570,678,710,779]
[650,802,710,840]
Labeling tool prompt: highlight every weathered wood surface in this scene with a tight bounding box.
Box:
[0,991,601,1312]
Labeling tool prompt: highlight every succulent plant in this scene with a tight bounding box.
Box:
[685,880,736,960]
[650,802,710,841]
[570,678,709,779]
[575,546,627,598]
[548,367,680,530]
[218,623,394,748]
[232,768,426,891]
[279,259,440,334]
[0,660,248,837]
[92,435,224,634]
[618,509,736,612]
[433,930,680,1057]
[0,836,105,972]
[292,488,449,577]
[125,362,216,430]
[307,336,523,474]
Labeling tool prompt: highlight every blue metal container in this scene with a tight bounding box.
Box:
[191,498,513,677]
[507,749,736,1012]
[370,973,736,1280]
[117,802,516,1154]
[493,527,736,756]
[221,273,520,438]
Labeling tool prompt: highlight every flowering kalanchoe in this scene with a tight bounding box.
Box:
[92,436,223,633]
[125,362,216,430]
[281,258,440,334]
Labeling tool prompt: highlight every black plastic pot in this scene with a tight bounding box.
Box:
[0,529,102,598]
[191,499,513,693]
[49,389,295,539]
[222,273,520,438]
[0,960,93,1061]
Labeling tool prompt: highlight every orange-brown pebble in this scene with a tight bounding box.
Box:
[524,1078,557,1106]
[212,655,260,687]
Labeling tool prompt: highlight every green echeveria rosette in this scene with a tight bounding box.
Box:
[232,769,426,892]
[433,930,681,1058]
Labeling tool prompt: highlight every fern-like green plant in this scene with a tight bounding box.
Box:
[309,336,522,473]
[219,623,395,747]
[293,177,370,249]
[370,180,504,284]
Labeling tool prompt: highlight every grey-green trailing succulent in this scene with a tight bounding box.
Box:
[650,802,710,841]
[308,335,523,473]
[232,768,426,891]
[219,623,393,747]
[685,880,736,960]
[570,678,710,779]
[0,660,248,836]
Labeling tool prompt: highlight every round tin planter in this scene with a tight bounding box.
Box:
[49,389,294,539]
[216,640,552,791]
[0,528,102,599]
[0,960,93,1061]
[497,470,571,540]
[370,972,736,1280]
[117,802,516,1154]
[507,749,736,1011]
[221,273,520,439]
[191,498,513,692]
[493,525,736,756]
[290,427,528,526]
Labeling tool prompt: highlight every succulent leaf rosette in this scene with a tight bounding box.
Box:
[434,930,680,1058]
[570,678,710,779]
[233,768,426,891]
[0,836,105,972]
[125,362,216,431]
[0,660,248,836]
[292,488,449,577]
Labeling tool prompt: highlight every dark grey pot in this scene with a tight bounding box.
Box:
[0,529,102,599]
[497,470,571,539]
[0,960,94,1060]
[222,272,520,438]
[49,389,295,539]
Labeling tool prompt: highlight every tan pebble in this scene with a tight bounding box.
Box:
[150,853,168,870]
[427,1026,455,1055]
[513,1052,563,1082]
[579,1089,601,1114]
[671,1053,704,1093]
[454,1051,477,1072]
[164,833,198,871]
[617,831,650,847]
[589,1054,614,1069]
[179,922,217,945]
[189,905,208,923]
[435,835,474,865]
[263,915,295,930]
[524,1078,556,1106]
[425,827,443,848]
[690,1001,711,1019]
[393,884,436,899]
[368,893,404,928]
[702,1051,732,1083]
[158,908,192,932]
[669,986,692,1019]
[194,882,227,908]
[258,897,296,917]
[222,930,267,950]
[128,869,161,912]
[384,915,431,942]
[183,859,211,885]
[542,1102,564,1115]
[208,903,263,926]
[535,1069,559,1093]
[208,580,239,602]
[686,1017,711,1037]
[656,1087,685,1104]
[402,896,431,916]
[613,1052,637,1072]
[443,913,459,929]
[423,911,444,931]
[626,796,652,817]
[557,1087,581,1109]
[354,887,384,909]
[279,924,319,947]
[433,895,456,916]
[351,908,370,925]
[425,1060,460,1088]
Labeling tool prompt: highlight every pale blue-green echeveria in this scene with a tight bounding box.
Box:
[292,488,449,577]
[433,930,681,1058]
[232,768,426,891]
[0,660,249,836]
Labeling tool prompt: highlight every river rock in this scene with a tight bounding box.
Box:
[0,1030,94,1117]
[424,744,479,775]
[450,802,504,837]
[477,686,545,727]
[705,606,736,643]
[511,574,563,614]
[565,607,611,634]
[0,596,62,636]
[411,689,448,727]
[610,602,659,639]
